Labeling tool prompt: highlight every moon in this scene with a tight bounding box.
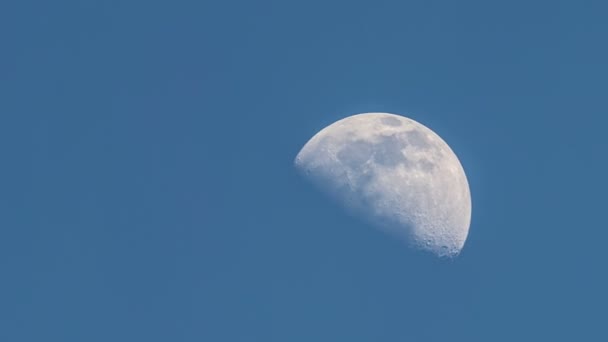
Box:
[294,112,472,257]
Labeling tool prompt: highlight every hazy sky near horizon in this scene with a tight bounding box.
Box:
[1,0,607,341]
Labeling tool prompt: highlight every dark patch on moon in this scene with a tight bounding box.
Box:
[338,135,409,169]
[337,140,373,167]
[418,158,436,172]
[336,132,437,172]
[372,135,408,167]
[400,129,431,149]
[380,116,402,127]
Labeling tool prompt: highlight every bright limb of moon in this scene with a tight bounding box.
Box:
[294,113,472,257]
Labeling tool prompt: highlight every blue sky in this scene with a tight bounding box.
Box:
[1,0,607,340]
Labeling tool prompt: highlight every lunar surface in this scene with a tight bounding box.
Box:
[295,113,471,257]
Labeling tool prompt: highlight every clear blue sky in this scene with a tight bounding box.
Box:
[1,0,607,340]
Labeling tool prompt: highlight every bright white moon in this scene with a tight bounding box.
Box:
[295,112,471,257]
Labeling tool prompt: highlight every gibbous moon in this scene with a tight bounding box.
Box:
[295,112,471,257]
